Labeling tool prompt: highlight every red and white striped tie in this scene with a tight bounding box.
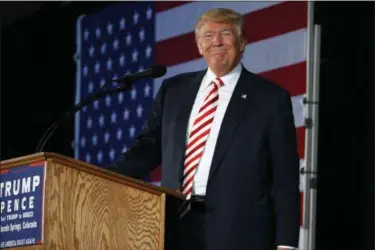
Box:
[180,77,224,218]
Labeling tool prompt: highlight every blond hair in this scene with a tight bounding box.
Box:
[195,8,247,42]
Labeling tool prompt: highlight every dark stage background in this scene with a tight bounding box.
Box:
[1,2,373,249]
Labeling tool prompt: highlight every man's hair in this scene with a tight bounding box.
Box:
[195,8,247,42]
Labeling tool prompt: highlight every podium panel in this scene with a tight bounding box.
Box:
[0,153,183,250]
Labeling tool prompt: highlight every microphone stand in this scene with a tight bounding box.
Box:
[35,80,133,153]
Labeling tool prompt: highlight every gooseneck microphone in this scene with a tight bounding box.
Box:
[35,65,167,153]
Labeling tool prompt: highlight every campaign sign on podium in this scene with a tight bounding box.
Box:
[0,162,46,248]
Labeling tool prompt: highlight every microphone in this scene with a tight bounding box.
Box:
[35,65,167,153]
[113,65,167,90]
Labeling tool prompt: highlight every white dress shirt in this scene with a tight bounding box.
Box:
[187,62,242,196]
[185,62,296,250]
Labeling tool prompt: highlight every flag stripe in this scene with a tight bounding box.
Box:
[155,1,191,13]
[230,29,307,76]
[297,127,305,159]
[155,2,307,66]
[156,1,280,42]
[245,1,307,43]
[260,62,306,97]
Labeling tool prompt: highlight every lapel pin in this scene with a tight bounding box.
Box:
[241,94,247,99]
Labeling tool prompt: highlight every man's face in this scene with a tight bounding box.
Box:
[196,20,246,76]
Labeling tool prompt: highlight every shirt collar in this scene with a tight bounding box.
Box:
[203,62,243,89]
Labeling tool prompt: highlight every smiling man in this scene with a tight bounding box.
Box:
[109,8,300,250]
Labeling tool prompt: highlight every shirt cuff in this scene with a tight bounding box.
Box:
[277,246,297,249]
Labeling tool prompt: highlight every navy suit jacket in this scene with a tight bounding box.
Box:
[109,66,300,249]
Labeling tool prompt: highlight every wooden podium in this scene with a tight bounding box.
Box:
[0,153,184,250]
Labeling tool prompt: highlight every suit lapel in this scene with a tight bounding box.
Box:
[173,70,206,185]
[207,69,254,183]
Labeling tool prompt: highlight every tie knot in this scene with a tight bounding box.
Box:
[212,77,224,88]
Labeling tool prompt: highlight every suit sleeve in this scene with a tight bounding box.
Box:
[268,90,301,247]
[105,80,166,179]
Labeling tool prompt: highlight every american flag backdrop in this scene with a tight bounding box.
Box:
[74,1,309,248]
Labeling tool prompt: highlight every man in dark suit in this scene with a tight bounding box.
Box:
[108,8,300,250]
